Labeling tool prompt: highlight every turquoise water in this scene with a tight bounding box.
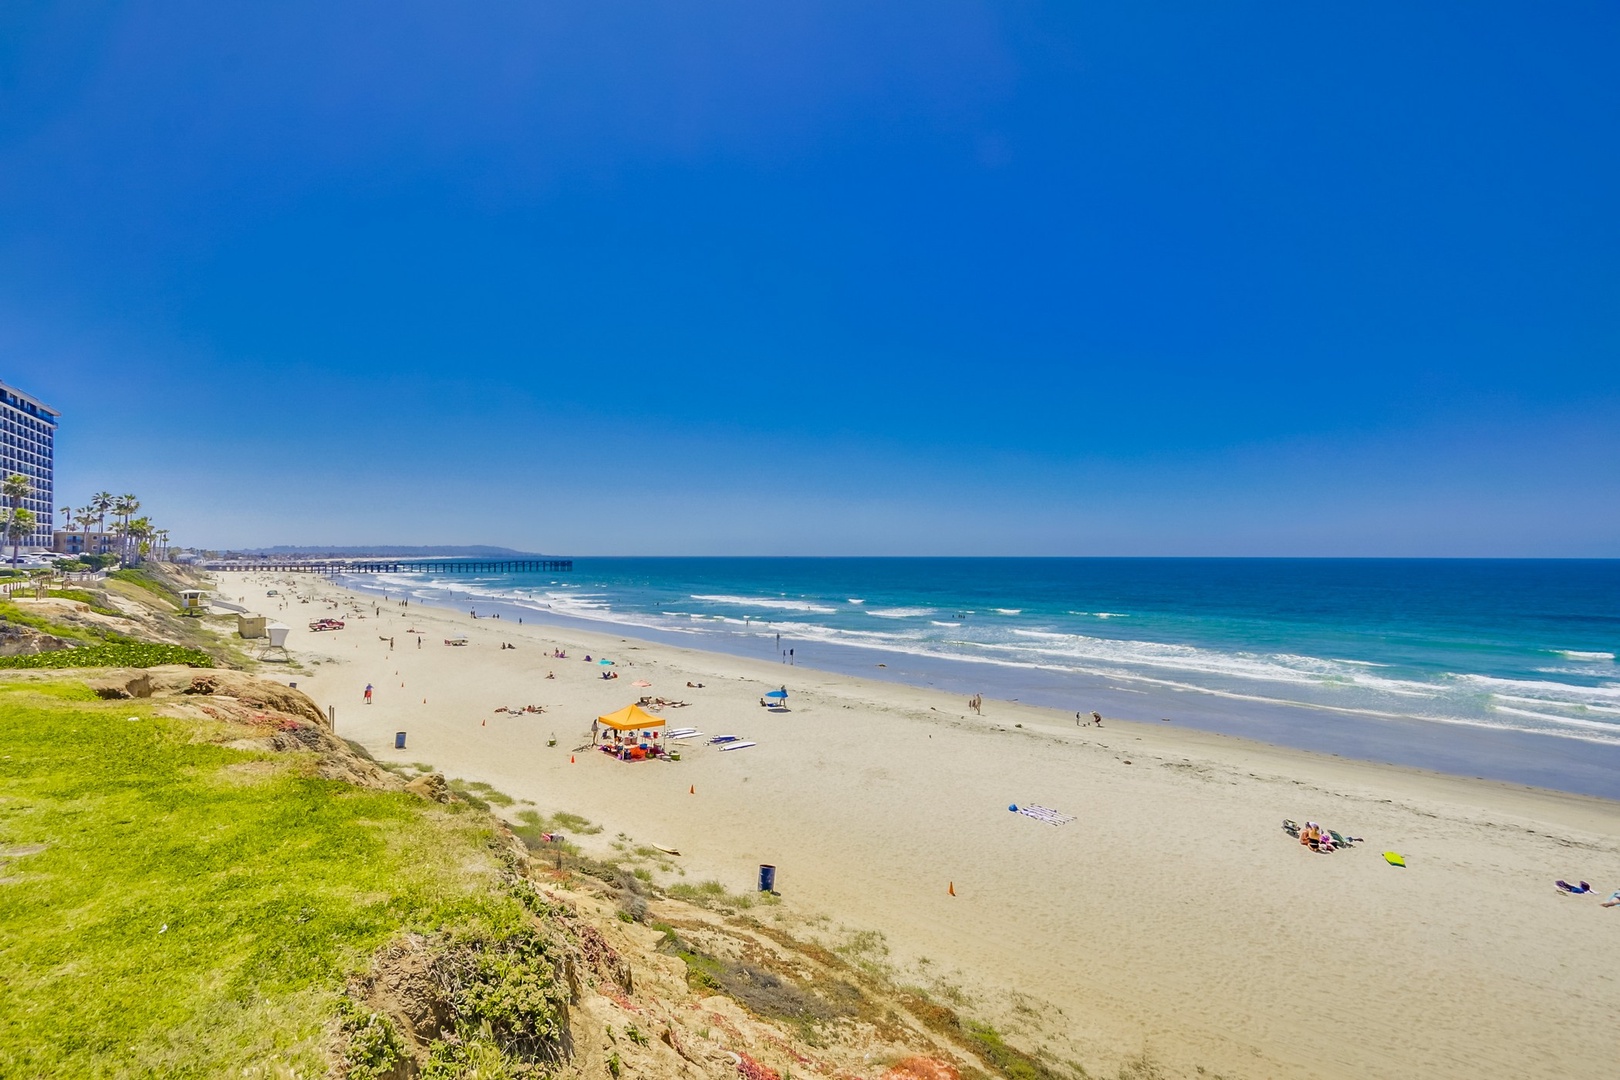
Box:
[349,558,1620,795]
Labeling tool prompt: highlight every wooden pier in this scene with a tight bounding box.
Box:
[202,558,572,575]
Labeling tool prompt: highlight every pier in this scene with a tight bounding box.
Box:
[201,558,572,574]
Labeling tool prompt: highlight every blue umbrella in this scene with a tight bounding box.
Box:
[765,689,788,699]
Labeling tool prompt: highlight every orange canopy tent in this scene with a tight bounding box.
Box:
[596,703,665,732]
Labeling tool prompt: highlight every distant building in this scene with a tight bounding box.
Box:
[0,380,58,548]
[52,531,115,557]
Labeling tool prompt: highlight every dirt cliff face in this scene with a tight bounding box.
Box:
[0,621,73,656]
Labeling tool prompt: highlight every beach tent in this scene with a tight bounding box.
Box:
[765,689,788,700]
[597,704,665,732]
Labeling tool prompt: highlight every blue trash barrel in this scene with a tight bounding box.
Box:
[395,731,407,750]
[758,864,776,893]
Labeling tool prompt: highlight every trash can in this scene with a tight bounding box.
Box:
[758,864,776,893]
[395,732,407,750]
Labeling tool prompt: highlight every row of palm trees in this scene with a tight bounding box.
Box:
[60,490,172,564]
[2,477,173,567]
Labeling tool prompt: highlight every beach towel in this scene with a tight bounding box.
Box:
[1555,879,1592,894]
[1013,804,1076,827]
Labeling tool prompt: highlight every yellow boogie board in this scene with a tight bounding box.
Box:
[1383,851,1406,867]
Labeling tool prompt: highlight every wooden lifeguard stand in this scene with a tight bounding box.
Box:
[260,622,292,661]
[178,589,209,617]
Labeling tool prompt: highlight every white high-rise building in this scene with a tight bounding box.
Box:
[0,381,59,548]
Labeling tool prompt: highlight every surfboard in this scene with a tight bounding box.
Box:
[719,741,757,752]
[1383,851,1406,867]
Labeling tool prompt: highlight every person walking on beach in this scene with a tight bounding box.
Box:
[389,637,394,651]
[364,683,373,704]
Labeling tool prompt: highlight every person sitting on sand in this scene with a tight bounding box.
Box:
[1604,891,1620,908]
[546,671,555,680]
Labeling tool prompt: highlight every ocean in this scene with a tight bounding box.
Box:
[342,558,1620,798]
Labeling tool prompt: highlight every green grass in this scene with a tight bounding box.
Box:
[46,588,122,616]
[448,777,516,809]
[666,877,777,911]
[0,682,544,1077]
[0,598,130,646]
[107,567,183,606]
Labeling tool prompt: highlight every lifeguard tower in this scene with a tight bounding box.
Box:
[178,589,209,617]
[261,622,292,661]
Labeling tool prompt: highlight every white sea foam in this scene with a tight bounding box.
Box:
[994,608,1022,615]
[690,594,838,614]
[341,569,1620,748]
[1455,673,1620,705]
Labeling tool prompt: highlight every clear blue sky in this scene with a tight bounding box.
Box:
[4,3,1617,555]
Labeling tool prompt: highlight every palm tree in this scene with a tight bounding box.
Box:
[72,509,98,554]
[3,474,30,567]
[91,491,114,539]
[127,517,154,565]
[5,508,33,568]
[112,494,139,564]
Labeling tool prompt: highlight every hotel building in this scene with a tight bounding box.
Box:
[0,380,59,548]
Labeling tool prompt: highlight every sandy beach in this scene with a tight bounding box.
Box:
[219,571,1620,1080]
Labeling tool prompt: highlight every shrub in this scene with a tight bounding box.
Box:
[0,642,216,669]
[337,999,408,1080]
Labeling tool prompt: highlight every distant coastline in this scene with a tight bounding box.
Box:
[235,544,547,558]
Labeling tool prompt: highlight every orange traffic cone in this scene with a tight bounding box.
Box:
[570,755,575,763]
[948,882,956,896]
[689,785,695,794]
[481,718,486,727]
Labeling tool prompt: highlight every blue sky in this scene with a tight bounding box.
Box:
[4,2,1617,555]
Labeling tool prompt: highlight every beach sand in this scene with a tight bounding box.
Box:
[222,571,1620,1079]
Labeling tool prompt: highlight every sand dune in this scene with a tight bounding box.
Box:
[222,571,1620,1079]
